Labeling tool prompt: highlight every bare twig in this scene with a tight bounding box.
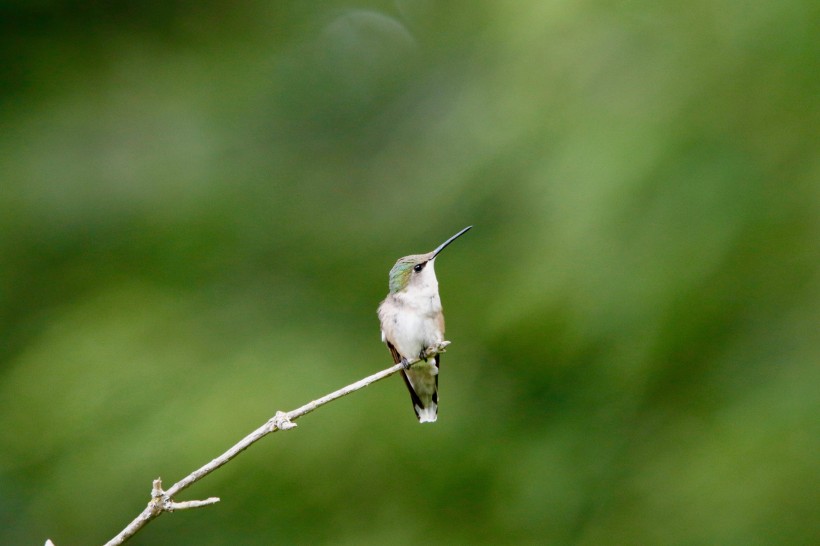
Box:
[44,341,450,546]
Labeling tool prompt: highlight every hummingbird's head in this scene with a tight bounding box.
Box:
[386,226,472,294]
[388,254,435,294]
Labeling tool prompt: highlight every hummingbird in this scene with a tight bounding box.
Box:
[377,226,472,423]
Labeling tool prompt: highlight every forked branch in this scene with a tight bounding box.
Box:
[45,341,451,546]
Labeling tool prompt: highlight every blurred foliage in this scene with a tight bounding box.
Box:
[1,1,818,545]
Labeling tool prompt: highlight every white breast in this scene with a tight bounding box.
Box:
[380,260,444,360]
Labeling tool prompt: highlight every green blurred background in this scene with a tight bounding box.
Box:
[1,1,818,544]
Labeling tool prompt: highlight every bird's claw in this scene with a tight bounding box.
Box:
[400,357,412,370]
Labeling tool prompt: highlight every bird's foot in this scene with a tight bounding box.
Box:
[400,357,412,370]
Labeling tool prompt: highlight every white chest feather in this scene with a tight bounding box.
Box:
[379,263,444,360]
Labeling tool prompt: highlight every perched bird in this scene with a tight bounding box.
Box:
[377,226,472,422]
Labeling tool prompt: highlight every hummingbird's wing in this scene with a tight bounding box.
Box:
[385,340,425,413]
[386,340,439,423]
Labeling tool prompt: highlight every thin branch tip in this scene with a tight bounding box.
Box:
[151,478,164,497]
[423,340,451,359]
[167,497,221,511]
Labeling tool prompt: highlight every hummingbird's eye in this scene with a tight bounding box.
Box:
[413,263,425,272]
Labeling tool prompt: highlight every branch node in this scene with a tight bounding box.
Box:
[149,476,220,513]
[271,411,297,431]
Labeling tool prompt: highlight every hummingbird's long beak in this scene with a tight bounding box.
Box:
[431,226,473,259]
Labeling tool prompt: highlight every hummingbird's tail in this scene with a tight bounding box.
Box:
[400,357,439,423]
[416,403,438,423]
